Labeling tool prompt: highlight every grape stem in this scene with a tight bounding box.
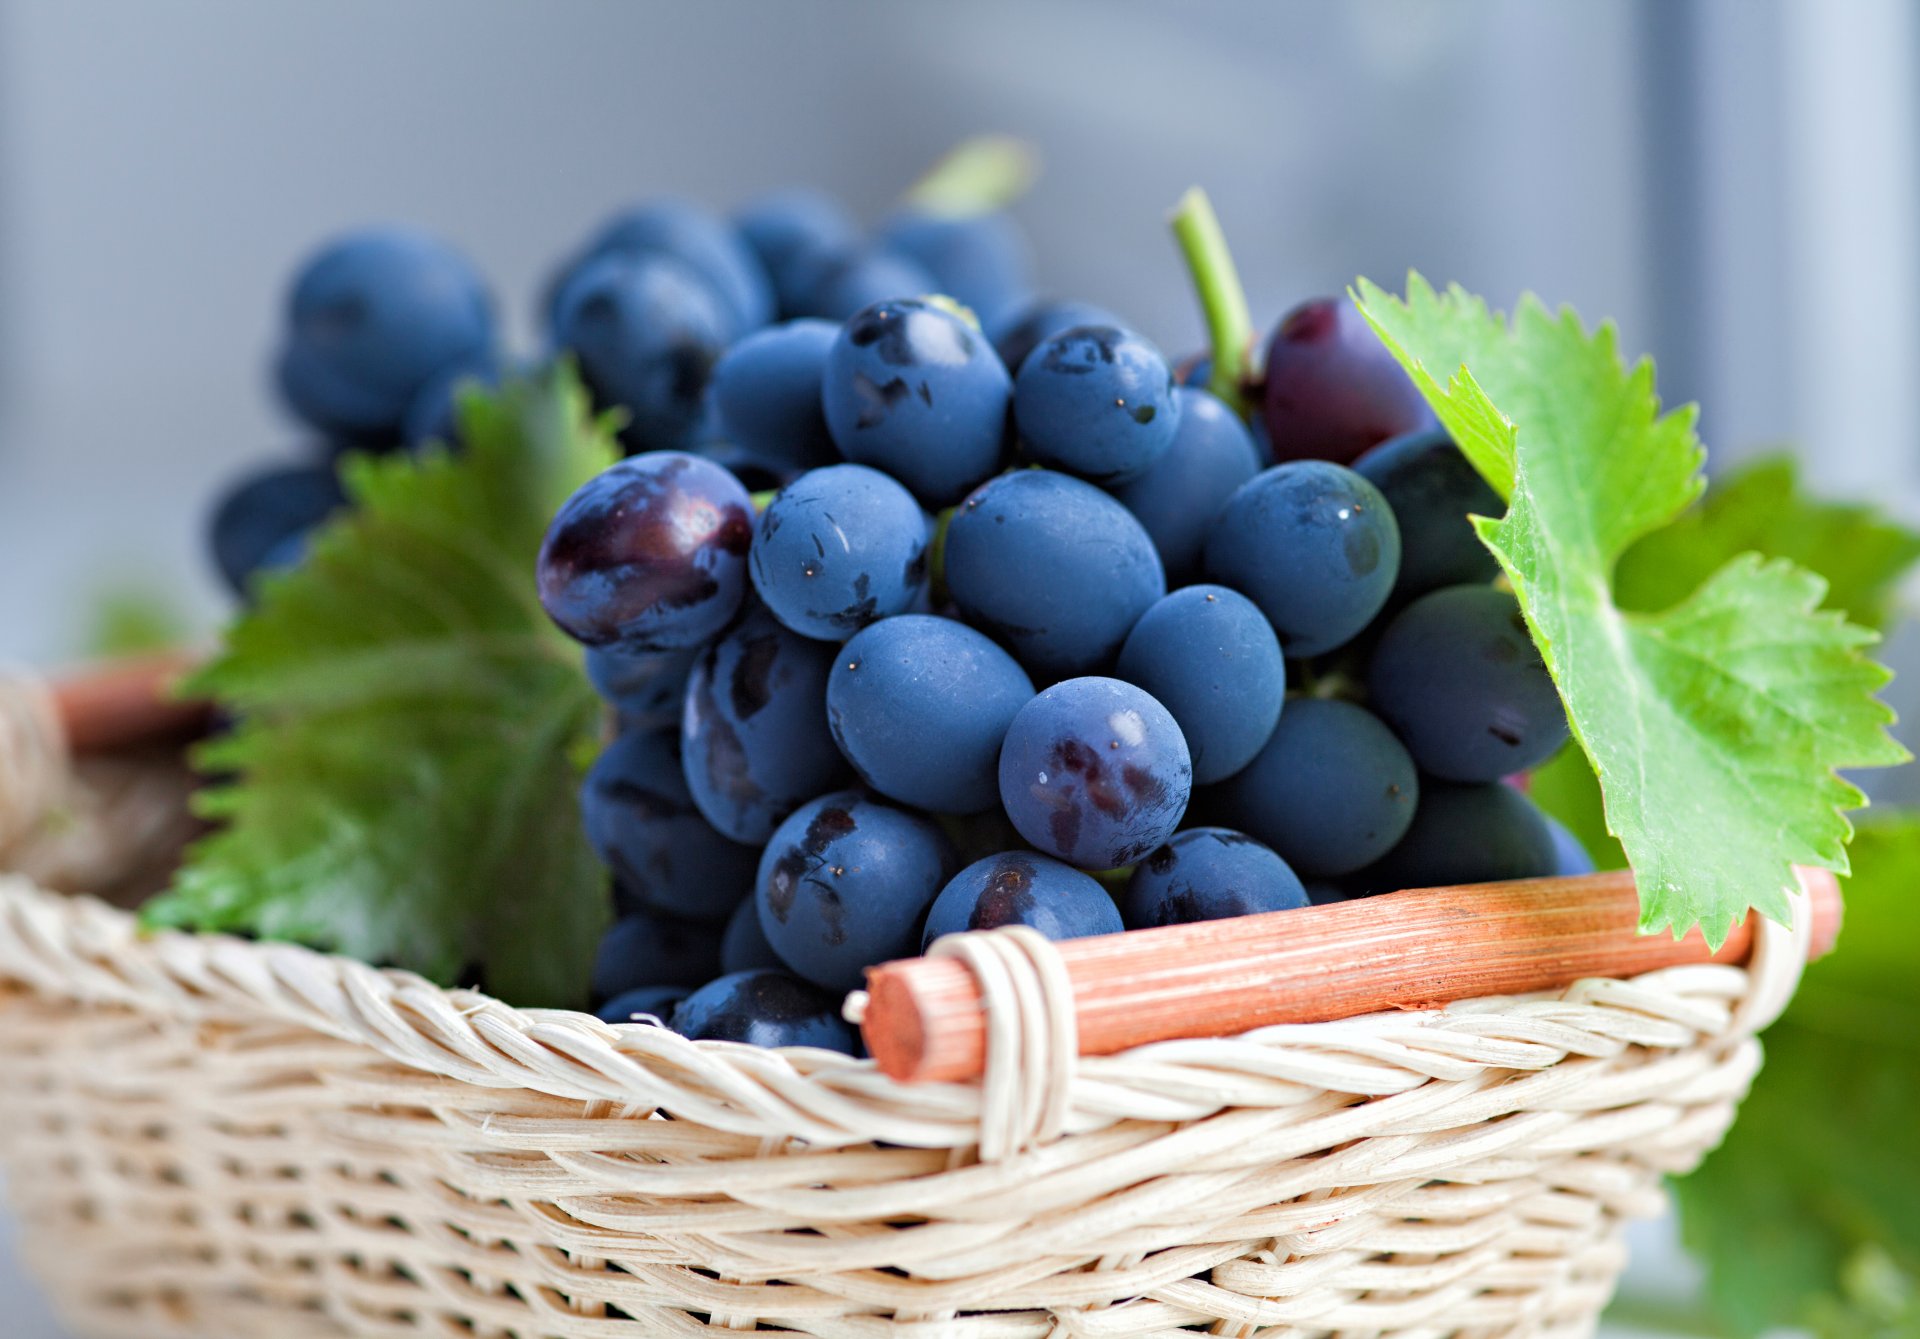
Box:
[903,136,1040,218]
[1170,187,1256,418]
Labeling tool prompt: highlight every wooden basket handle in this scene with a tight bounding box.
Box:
[49,652,210,754]
[861,867,1841,1083]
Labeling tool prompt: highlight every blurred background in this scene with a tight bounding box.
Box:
[0,0,1914,1334]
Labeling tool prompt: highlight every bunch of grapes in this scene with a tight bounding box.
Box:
[538,252,1591,1052]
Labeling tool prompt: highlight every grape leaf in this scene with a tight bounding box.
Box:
[1674,815,1920,1337]
[1355,275,1907,945]
[141,366,618,1006]
[1617,455,1920,633]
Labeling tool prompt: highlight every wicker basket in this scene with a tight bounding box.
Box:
[0,673,1812,1339]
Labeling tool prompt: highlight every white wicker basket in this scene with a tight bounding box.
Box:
[0,674,1808,1339]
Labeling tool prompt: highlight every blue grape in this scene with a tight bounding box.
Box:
[581,730,758,922]
[733,189,861,317]
[551,252,732,453]
[877,209,1032,327]
[208,462,346,596]
[584,645,699,730]
[921,852,1122,949]
[1173,352,1213,388]
[828,615,1034,813]
[794,247,939,322]
[578,198,772,334]
[1353,427,1503,600]
[1261,296,1434,464]
[669,969,857,1053]
[820,298,1011,506]
[1121,828,1307,929]
[591,910,725,1001]
[595,984,689,1025]
[749,464,930,640]
[720,895,786,974]
[1367,585,1568,781]
[1348,779,1557,893]
[680,604,851,843]
[708,320,840,469]
[1213,697,1418,877]
[1544,814,1595,876]
[754,791,955,992]
[1115,586,1285,785]
[1013,326,1181,484]
[998,677,1191,869]
[1110,387,1262,583]
[944,470,1165,678]
[695,441,802,494]
[537,452,753,650]
[275,227,494,439]
[1304,881,1351,906]
[989,298,1120,374]
[1204,462,1401,657]
[401,356,496,449]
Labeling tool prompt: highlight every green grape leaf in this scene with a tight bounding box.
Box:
[141,366,618,1006]
[1675,815,1920,1337]
[1356,275,1907,945]
[1617,454,1920,633]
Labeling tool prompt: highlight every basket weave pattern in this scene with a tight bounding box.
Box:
[0,677,1807,1338]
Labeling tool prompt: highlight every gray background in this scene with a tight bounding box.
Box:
[2,1,1913,1333]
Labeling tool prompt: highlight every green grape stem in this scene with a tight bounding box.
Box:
[1170,187,1257,418]
[903,136,1041,218]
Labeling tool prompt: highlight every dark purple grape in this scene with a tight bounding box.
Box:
[1367,585,1568,782]
[754,791,955,992]
[576,198,773,335]
[208,461,346,596]
[680,604,852,844]
[1013,326,1181,484]
[1115,586,1285,785]
[921,852,1122,949]
[1346,779,1557,895]
[749,464,929,640]
[708,319,840,470]
[584,645,699,731]
[669,969,857,1053]
[720,895,786,973]
[997,677,1192,869]
[591,910,725,1002]
[1261,297,1435,465]
[794,247,939,322]
[1121,828,1307,929]
[536,452,753,650]
[733,190,861,318]
[1353,427,1503,600]
[877,209,1033,328]
[989,299,1121,375]
[1110,387,1261,584]
[580,730,758,922]
[1544,814,1596,876]
[595,984,690,1025]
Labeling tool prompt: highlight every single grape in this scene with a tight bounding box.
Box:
[584,645,699,731]
[1353,427,1503,600]
[551,252,732,453]
[988,298,1120,374]
[275,226,494,440]
[1013,326,1181,484]
[595,984,690,1025]
[669,969,858,1053]
[1367,585,1568,781]
[1110,387,1262,583]
[708,320,840,469]
[732,189,860,317]
[1261,296,1435,464]
[591,910,726,1001]
[755,791,955,993]
[944,470,1165,678]
[695,441,801,494]
[749,464,930,640]
[1304,881,1351,906]
[1213,697,1418,877]
[877,209,1032,328]
[1544,814,1596,876]
[1348,779,1558,894]
[820,298,1011,507]
[1115,586,1284,785]
[581,730,759,923]
[1204,462,1401,657]
[998,677,1191,869]
[207,462,347,596]
[536,452,753,650]
[828,615,1034,813]
[922,852,1121,948]
[1121,828,1307,929]
[719,894,786,974]
[793,247,939,322]
[577,198,773,334]
[400,356,496,450]
[680,604,850,843]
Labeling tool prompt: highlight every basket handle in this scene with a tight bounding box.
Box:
[49,652,209,754]
[861,866,1841,1085]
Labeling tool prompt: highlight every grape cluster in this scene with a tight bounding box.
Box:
[538,252,1590,1049]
